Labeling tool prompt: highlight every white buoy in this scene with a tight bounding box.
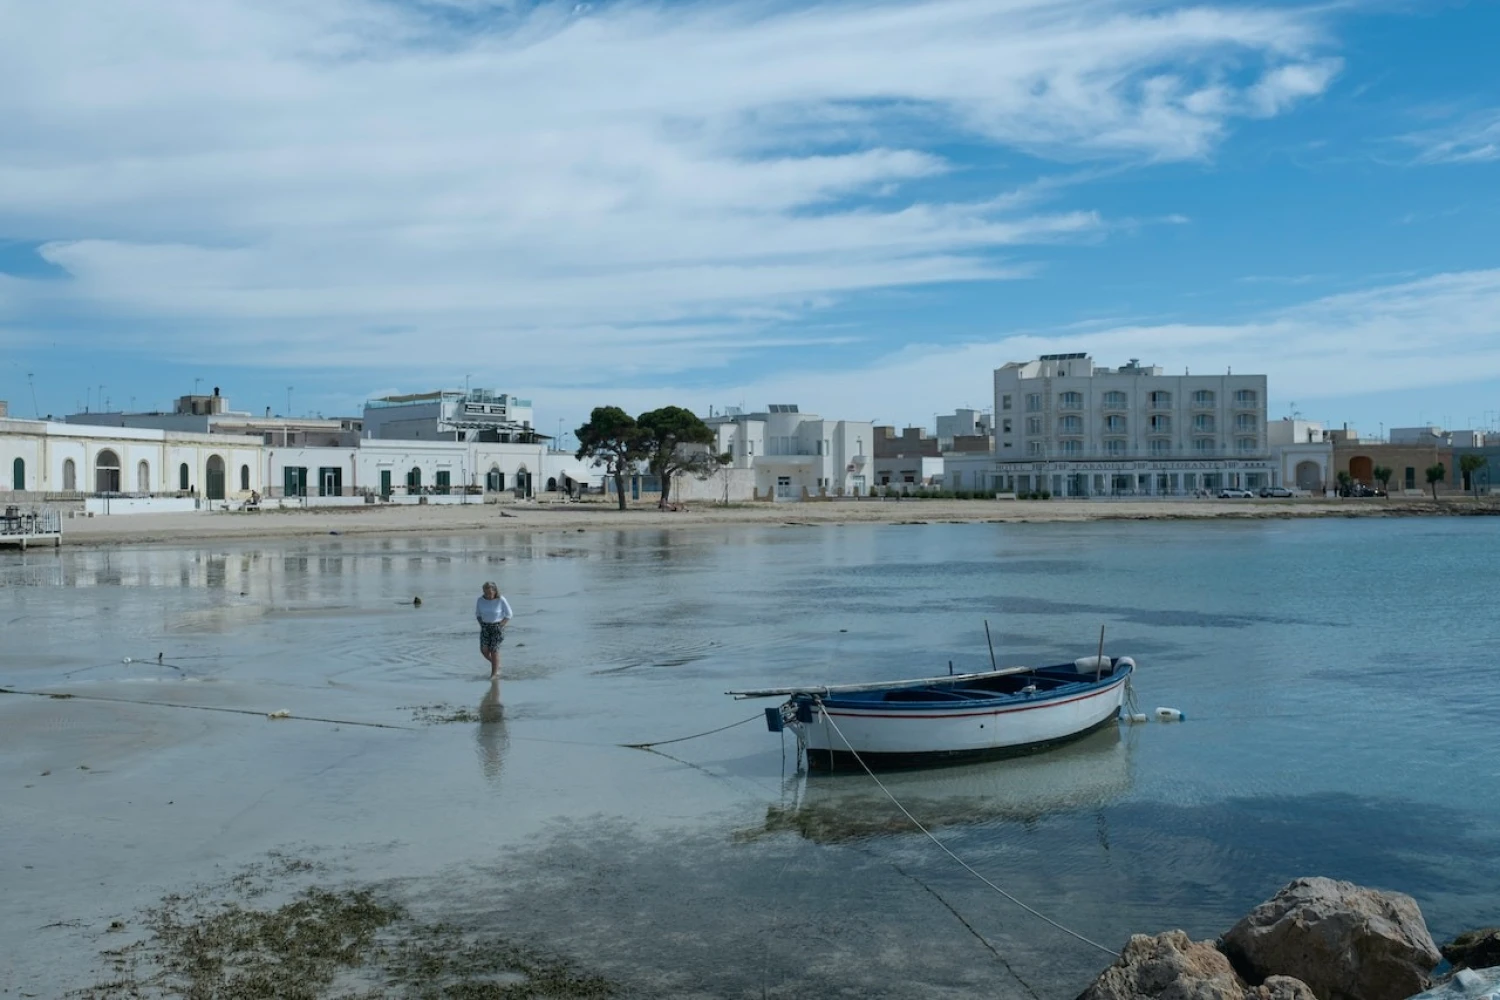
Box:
[122,657,133,664]
[1126,713,1149,724]
[1155,707,1185,722]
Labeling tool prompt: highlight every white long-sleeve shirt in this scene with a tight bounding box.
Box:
[475,595,513,624]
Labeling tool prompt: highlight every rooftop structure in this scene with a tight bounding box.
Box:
[362,389,537,443]
[65,387,362,447]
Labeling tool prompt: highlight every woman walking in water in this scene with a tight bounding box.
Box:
[475,581,513,679]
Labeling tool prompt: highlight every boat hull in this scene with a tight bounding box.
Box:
[794,668,1130,773]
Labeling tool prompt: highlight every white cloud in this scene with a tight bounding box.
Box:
[578,268,1500,430]
[0,0,1338,382]
[1404,109,1500,164]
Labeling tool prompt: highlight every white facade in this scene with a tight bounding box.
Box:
[990,354,1272,496]
[65,389,362,448]
[704,405,874,499]
[872,455,944,488]
[263,439,590,499]
[362,390,536,443]
[1,418,263,500]
[1267,418,1333,492]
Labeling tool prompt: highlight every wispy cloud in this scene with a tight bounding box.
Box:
[1403,109,1500,164]
[0,0,1338,379]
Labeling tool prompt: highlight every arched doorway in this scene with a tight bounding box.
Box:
[179,463,190,491]
[546,476,558,492]
[95,450,121,493]
[485,466,503,492]
[11,457,23,490]
[1349,455,1374,484]
[205,455,226,500]
[1294,461,1321,491]
[240,465,251,491]
[137,460,151,493]
[514,465,531,498]
[406,467,422,492]
[63,458,76,492]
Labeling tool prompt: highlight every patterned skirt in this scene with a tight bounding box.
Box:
[479,622,506,653]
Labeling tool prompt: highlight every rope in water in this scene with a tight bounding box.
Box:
[618,713,762,749]
[816,701,1121,959]
[0,687,417,731]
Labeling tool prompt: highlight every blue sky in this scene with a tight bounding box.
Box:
[2,0,1499,444]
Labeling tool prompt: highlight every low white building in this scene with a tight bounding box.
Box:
[694,405,873,500]
[1,418,263,502]
[264,440,591,500]
[66,388,362,448]
[1266,419,1333,493]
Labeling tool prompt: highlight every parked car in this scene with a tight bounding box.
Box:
[1259,486,1295,498]
[1218,488,1255,498]
[1340,484,1387,498]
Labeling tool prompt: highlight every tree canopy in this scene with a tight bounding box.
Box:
[1425,462,1447,501]
[1459,453,1488,497]
[574,406,643,510]
[636,406,727,507]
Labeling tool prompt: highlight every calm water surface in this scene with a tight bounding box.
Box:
[2,517,1497,997]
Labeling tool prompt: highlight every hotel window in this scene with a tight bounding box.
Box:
[1105,439,1127,456]
[1104,415,1125,432]
[1002,419,1012,434]
[1103,391,1127,409]
[1058,415,1082,434]
[1026,416,1043,435]
[1059,391,1083,411]
[1027,441,1044,456]
[1235,414,1257,432]
[1002,394,1013,411]
[1025,393,1043,412]
[1059,439,1083,456]
[1149,414,1171,432]
[1149,439,1172,455]
[1193,414,1215,432]
[1236,437,1258,453]
[1194,438,1216,453]
[1192,389,1215,407]
[1149,390,1172,410]
[1235,389,1259,407]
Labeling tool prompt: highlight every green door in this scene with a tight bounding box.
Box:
[284,467,308,497]
[380,470,392,497]
[435,470,451,495]
[11,458,23,490]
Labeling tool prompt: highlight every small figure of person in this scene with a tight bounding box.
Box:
[475,581,513,679]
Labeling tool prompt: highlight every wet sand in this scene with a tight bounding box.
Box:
[54,494,1500,547]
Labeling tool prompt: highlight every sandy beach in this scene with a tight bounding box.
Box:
[45,494,1500,547]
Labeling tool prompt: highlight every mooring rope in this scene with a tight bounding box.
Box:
[816,701,1121,959]
[618,712,762,749]
[0,687,416,731]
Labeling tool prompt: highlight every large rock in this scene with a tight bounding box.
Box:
[1077,931,1315,1000]
[1441,928,1500,971]
[1222,877,1441,1000]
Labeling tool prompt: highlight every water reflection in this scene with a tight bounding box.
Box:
[475,678,508,783]
[743,725,1134,844]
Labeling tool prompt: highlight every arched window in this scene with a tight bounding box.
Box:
[205,455,226,500]
[406,467,422,490]
[1149,391,1173,410]
[546,477,558,492]
[1058,391,1083,410]
[137,460,150,493]
[11,457,23,490]
[485,467,503,492]
[95,450,122,493]
[1192,389,1215,407]
[179,463,190,491]
[1234,389,1259,407]
[63,458,76,492]
[240,465,251,491]
[1102,391,1127,409]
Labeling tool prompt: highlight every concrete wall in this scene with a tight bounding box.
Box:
[84,497,200,515]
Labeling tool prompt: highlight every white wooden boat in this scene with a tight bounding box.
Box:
[728,655,1134,772]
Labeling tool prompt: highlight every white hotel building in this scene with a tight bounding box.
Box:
[991,354,1271,496]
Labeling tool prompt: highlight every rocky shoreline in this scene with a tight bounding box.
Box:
[1078,876,1499,1000]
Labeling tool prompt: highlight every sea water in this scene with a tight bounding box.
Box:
[2,517,1496,997]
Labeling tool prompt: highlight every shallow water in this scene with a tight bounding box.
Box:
[3,519,1498,997]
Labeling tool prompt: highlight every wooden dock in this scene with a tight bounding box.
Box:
[0,507,61,550]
